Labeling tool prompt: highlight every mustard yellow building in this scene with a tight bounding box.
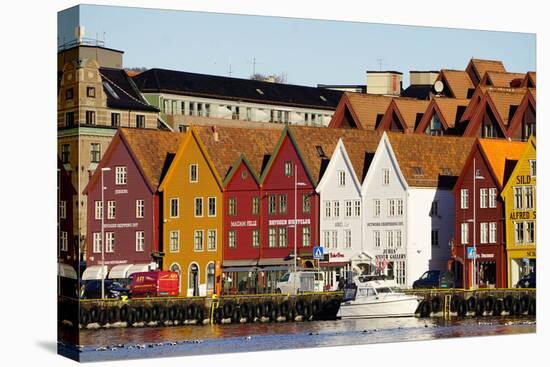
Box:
[501,136,536,287]
[158,129,223,296]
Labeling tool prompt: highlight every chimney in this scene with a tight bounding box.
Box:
[212,125,219,142]
[409,71,439,86]
[366,71,403,96]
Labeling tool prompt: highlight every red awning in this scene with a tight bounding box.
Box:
[319,261,349,268]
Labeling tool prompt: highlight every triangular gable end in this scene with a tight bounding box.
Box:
[328,95,364,129]
[507,91,536,141]
[463,94,508,139]
[223,154,262,188]
[377,100,408,133]
[414,100,451,134]
[315,138,362,195]
[501,136,536,198]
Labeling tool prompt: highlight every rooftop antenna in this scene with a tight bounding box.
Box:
[248,57,262,76]
[228,56,233,77]
[376,58,383,71]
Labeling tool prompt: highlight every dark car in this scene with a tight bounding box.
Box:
[516,272,536,288]
[80,280,130,299]
[412,270,455,289]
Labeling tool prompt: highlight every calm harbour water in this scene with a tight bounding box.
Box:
[63,316,535,362]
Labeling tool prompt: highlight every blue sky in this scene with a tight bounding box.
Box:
[58,5,536,87]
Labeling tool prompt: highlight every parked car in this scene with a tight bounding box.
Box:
[129,271,180,297]
[80,279,130,299]
[516,272,536,288]
[412,270,455,289]
[275,271,324,294]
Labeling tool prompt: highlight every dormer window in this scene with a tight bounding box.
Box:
[284,161,293,177]
[87,86,96,98]
[412,167,424,176]
[426,115,443,136]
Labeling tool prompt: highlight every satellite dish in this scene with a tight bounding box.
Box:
[434,80,444,93]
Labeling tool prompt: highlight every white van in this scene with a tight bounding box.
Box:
[275,271,324,294]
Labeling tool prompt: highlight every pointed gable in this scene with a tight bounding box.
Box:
[478,139,526,187]
[480,71,526,88]
[379,98,429,133]
[466,58,506,86]
[436,69,475,99]
[501,136,536,196]
[415,97,470,135]
[328,92,395,130]
[506,90,536,141]
[521,72,536,88]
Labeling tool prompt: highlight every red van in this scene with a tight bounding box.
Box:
[130,271,179,297]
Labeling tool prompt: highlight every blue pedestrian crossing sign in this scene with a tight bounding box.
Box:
[467,247,476,260]
[313,246,324,260]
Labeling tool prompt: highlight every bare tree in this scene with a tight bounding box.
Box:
[250,73,287,83]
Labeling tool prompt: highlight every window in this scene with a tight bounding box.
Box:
[189,164,198,182]
[228,230,236,248]
[170,198,179,218]
[60,231,68,251]
[136,231,144,252]
[65,88,73,100]
[86,86,96,98]
[430,201,438,216]
[105,232,115,253]
[461,223,469,244]
[107,200,116,219]
[324,201,331,218]
[284,161,293,176]
[111,113,120,127]
[333,201,340,218]
[526,221,535,243]
[268,195,276,214]
[514,187,523,209]
[279,195,287,214]
[338,171,346,187]
[373,199,380,217]
[387,230,394,247]
[354,200,361,217]
[170,231,179,252]
[303,226,311,247]
[252,196,260,215]
[396,230,402,247]
[136,114,145,128]
[487,188,497,208]
[194,197,203,217]
[345,201,352,217]
[228,197,236,216]
[208,197,216,217]
[90,143,101,163]
[61,144,70,163]
[94,201,103,220]
[302,194,311,214]
[252,230,260,248]
[331,230,338,249]
[194,230,204,251]
[388,199,396,217]
[514,222,524,244]
[279,227,287,248]
[269,227,277,248]
[344,230,352,248]
[86,110,96,125]
[489,222,497,243]
[93,233,102,253]
[480,188,488,208]
[530,160,536,177]
[460,189,469,209]
[397,199,403,216]
[480,222,488,244]
[426,114,443,136]
[382,169,390,185]
[188,102,195,116]
[525,187,534,209]
[207,230,217,251]
[59,200,66,219]
[323,231,330,248]
[136,199,144,218]
[374,231,381,248]
[412,167,424,176]
[65,112,75,127]
[115,166,127,185]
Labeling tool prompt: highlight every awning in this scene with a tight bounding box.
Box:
[258,258,293,266]
[260,266,291,272]
[82,265,108,280]
[223,259,258,267]
[108,264,134,279]
[319,261,349,268]
[58,263,77,279]
[126,263,151,277]
[223,266,258,273]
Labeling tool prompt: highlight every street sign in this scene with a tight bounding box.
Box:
[467,247,476,260]
[313,246,324,260]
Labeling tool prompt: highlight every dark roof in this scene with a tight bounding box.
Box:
[99,67,159,112]
[132,68,343,110]
[366,70,403,75]
[401,84,433,100]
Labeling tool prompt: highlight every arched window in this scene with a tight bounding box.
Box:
[188,263,199,291]
[206,262,215,290]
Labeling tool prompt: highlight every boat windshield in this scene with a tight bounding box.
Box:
[357,288,376,297]
[375,287,393,294]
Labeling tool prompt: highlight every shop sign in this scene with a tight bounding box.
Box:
[515,175,532,184]
[330,252,345,258]
[509,211,535,220]
[230,220,257,228]
[115,189,128,195]
[375,248,406,260]
[104,260,128,265]
[526,251,536,257]
[367,221,404,227]
[334,222,350,228]
[268,218,310,226]
[104,222,138,228]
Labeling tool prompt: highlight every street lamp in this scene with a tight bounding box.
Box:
[470,158,484,290]
[293,163,307,294]
[100,167,111,299]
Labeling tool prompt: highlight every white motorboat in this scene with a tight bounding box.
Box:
[337,275,420,318]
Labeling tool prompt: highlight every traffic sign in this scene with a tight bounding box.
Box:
[313,246,324,260]
[467,247,476,260]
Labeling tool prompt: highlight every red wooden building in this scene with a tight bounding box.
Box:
[451,139,525,288]
[58,159,78,288]
[83,128,183,280]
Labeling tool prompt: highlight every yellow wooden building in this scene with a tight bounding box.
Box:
[158,128,223,296]
[501,136,536,287]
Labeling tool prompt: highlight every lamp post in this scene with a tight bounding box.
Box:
[293,163,307,294]
[470,158,484,290]
[100,167,111,299]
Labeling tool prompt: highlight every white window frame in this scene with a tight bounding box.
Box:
[93,232,102,253]
[136,199,144,219]
[331,230,338,249]
[252,230,260,248]
[354,200,361,217]
[514,222,524,244]
[373,199,380,217]
[396,230,402,247]
[374,230,381,248]
[194,197,204,217]
[208,197,217,217]
[480,222,488,244]
[284,161,293,177]
[228,230,237,248]
[279,227,287,248]
[514,187,523,209]
[170,230,180,252]
[135,231,145,252]
[324,201,331,219]
[189,164,198,183]
[59,200,66,219]
[95,201,103,220]
[489,222,497,243]
[60,231,68,251]
[115,166,127,185]
[194,230,204,252]
[461,189,469,209]
[207,229,217,251]
[170,198,179,218]
[107,200,116,219]
[344,229,352,248]
[524,186,534,209]
[488,188,497,208]
[382,168,390,185]
[388,199,396,217]
[105,232,115,253]
[323,230,330,248]
[269,227,277,248]
[345,200,352,218]
[303,226,311,247]
[525,221,535,243]
[397,199,403,216]
[386,230,394,247]
[333,201,340,218]
[338,170,346,187]
[461,223,469,244]
[480,188,488,208]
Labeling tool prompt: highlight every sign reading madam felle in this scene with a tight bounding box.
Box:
[375,248,406,260]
